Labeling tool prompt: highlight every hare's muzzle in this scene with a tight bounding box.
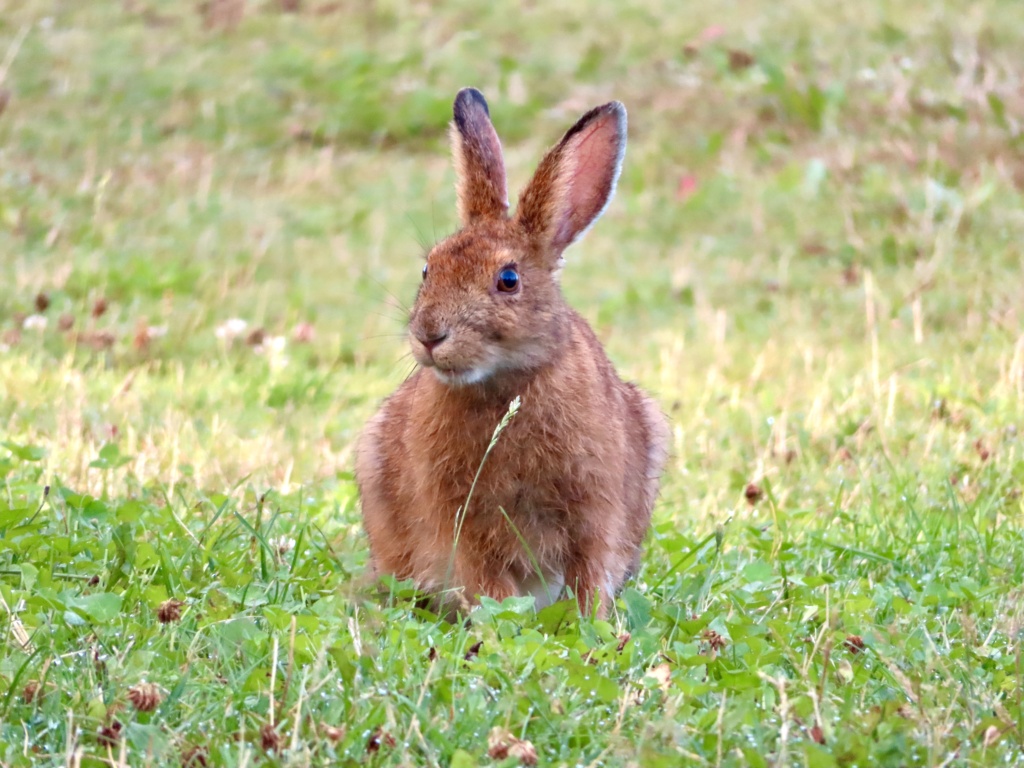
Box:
[413,328,448,359]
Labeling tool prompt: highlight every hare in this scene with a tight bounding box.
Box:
[356,88,669,618]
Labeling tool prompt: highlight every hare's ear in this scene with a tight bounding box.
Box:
[515,102,626,261]
[450,88,508,225]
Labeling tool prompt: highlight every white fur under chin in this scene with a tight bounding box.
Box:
[431,365,494,387]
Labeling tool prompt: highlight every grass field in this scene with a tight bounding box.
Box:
[2,1,1024,765]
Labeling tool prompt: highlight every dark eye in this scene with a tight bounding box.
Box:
[422,263,428,280]
[496,267,519,293]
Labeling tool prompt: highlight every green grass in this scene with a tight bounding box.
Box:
[2,0,1024,765]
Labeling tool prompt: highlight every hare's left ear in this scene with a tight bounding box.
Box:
[451,88,509,225]
[515,102,626,262]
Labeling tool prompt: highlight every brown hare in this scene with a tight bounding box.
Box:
[356,88,669,618]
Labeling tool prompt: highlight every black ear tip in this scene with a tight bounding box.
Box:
[454,87,490,119]
[562,100,628,146]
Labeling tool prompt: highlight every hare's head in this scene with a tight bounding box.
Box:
[409,88,626,387]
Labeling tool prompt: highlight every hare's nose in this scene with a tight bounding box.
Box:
[416,330,449,353]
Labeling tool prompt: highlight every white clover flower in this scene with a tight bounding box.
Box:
[253,335,287,355]
[254,335,289,370]
[22,314,47,331]
[214,318,248,341]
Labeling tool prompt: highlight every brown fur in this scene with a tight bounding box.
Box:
[356,89,669,618]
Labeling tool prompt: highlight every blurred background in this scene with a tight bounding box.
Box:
[0,0,1021,514]
[3,4,1024,763]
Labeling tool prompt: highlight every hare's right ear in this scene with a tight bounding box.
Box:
[515,102,626,265]
[450,88,508,226]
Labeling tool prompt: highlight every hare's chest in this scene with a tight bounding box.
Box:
[432,419,575,497]
[474,457,578,519]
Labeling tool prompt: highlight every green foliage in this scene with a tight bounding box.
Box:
[2,455,1023,765]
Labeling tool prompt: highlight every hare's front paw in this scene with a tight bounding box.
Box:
[566,562,615,620]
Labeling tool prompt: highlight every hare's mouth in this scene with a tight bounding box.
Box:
[431,364,493,387]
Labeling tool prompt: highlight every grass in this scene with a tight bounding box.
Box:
[1,0,1024,765]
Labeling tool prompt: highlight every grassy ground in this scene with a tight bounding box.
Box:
[1,0,1024,765]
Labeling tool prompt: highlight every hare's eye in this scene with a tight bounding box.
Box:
[422,264,428,280]
[496,267,519,293]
